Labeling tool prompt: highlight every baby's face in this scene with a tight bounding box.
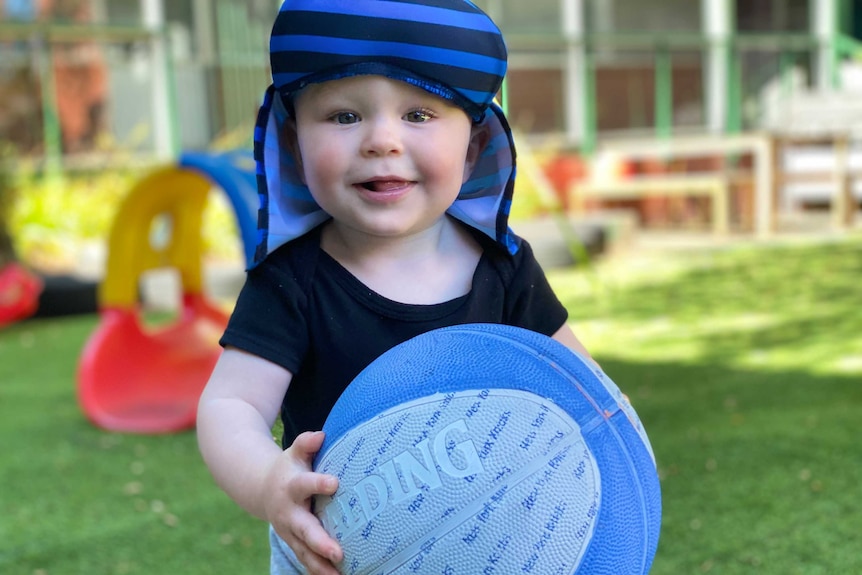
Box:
[290,75,485,241]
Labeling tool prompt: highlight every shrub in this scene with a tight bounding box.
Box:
[8,163,241,271]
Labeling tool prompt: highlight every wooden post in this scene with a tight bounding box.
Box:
[832,134,854,228]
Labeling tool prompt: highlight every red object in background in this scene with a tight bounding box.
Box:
[543,154,587,210]
[635,159,672,227]
[545,153,638,211]
[77,293,228,434]
[76,297,230,435]
[0,263,42,328]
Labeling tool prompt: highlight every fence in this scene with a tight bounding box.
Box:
[0,5,271,173]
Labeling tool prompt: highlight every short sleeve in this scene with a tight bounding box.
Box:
[503,239,569,336]
[219,252,310,373]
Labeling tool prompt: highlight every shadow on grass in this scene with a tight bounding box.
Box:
[598,356,862,575]
[555,238,862,575]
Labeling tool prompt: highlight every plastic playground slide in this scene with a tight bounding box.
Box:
[77,151,258,434]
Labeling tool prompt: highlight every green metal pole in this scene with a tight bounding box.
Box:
[654,45,673,138]
[582,43,596,155]
[725,44,741,133]
[832,0,843,89]
[779,50,794,99]
[36,33,63,177]
[724,0,739,135]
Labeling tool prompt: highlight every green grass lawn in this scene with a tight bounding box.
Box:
[552,235,862,575]
[1,235,860,574]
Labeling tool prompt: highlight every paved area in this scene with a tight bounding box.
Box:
[54,209,861,313]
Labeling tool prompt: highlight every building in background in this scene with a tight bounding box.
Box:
[484,0,862,151]
[0,0,275,167]
[1,0,861,168]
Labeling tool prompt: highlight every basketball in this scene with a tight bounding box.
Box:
[313,324,661,575]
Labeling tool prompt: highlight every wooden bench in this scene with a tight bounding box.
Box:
[568,134,775,237]
[568,174,730,235]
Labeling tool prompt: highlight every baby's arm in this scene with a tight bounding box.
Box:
[552,324,636,403]
[552,323,595,364]
[197,347,343,575]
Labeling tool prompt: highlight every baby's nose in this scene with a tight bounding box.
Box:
[361,117,403,157]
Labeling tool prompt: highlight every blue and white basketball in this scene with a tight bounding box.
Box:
[313,324,661,575]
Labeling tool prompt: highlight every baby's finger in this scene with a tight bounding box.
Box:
[291,430,326,460]
[288,471,339,501]
[293,514,344,568]
[289,535,341,575]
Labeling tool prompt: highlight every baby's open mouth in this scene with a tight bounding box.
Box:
[359,179,411,192]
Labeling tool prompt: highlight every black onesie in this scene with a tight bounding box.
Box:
[220,224,568,447]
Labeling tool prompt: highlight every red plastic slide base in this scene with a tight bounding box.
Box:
[0,263,42,328]
[77,294,229,434]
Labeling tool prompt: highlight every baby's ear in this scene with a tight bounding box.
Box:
[463,122,490,183]
[282,117,306,184]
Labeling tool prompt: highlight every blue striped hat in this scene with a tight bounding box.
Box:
[252,0,519,267]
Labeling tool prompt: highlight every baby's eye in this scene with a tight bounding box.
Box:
[331,112,360,125]
[404,109,434,123]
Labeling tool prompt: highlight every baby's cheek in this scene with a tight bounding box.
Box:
[303,147,347,190]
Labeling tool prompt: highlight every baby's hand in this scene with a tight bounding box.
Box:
[263,431,343,575]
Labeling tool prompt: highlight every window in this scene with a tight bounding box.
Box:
[498,0,560,34]
[507,66,564,133]
[736,0,810,33]
[586,0,702,33]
